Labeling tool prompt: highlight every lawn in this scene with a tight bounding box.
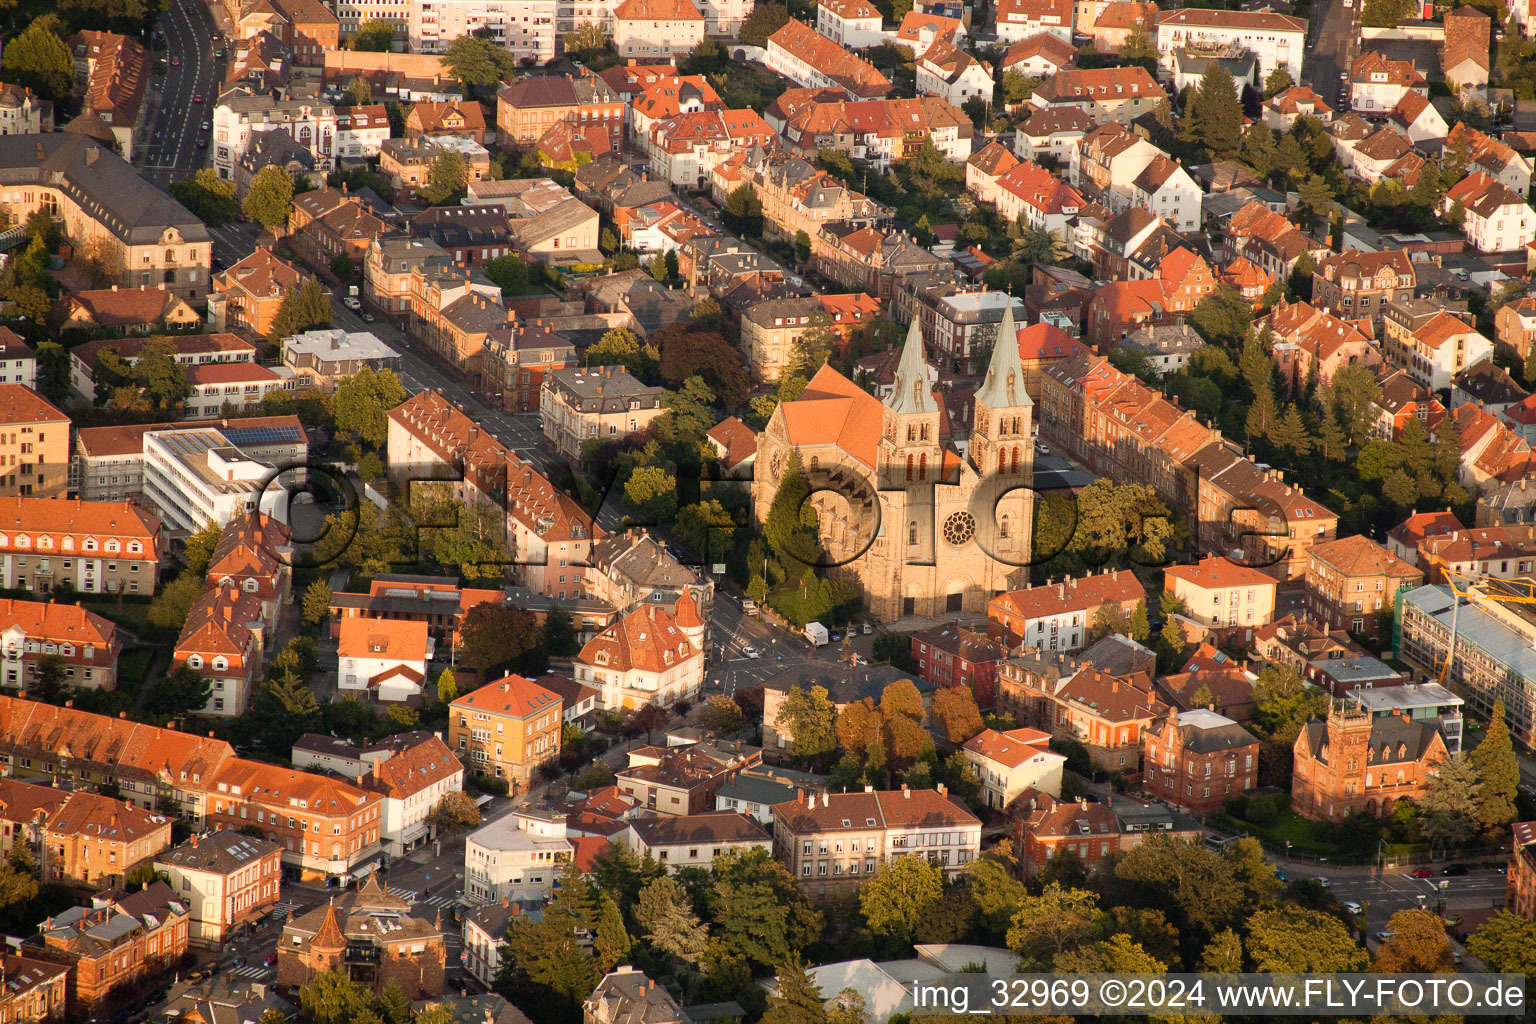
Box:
[1222,808,1340,856]
[117,647,155,693]
[81,598,153,633]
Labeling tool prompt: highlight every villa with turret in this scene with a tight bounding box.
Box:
[752,308,1036,621]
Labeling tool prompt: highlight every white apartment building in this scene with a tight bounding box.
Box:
[817,0,885,46]
[993,0,1072,44]
[620,812,771,872]
[184,363,296,419]
[960,727,1067,810]
[334,106,392,161]
[1155,8,1305,82]
[1444,174,1536,255]
[141,428,288,533]
[410,0,557,62]
[337,617,434,702]
[464,810,573,904]
[212,91,339,181]
[360,735,465,858]
[1128,155,1201,234]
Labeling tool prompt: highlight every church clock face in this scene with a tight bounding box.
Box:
[770,452,783,480]
[942,511,976,547]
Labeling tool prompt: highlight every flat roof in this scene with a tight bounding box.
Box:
[147,429,275,498]
[284,328,401,363]
[1347,682,1465,711]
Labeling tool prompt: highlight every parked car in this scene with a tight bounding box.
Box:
[170,56,181,65]
[193,93,204,103]
[343,296,362,311]
[1375,931,1396,941]
[743,645,760,659]
[1344,901,1362,915]
[1411,868,1435,878]
[360,311,377,323]
[1035,442,1050,455]
[862,623,873,634]
[828,629,843,642]
[262,954,277,967]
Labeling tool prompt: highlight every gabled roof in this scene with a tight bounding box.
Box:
[451,674,563,719]
[1164,554,1276,590]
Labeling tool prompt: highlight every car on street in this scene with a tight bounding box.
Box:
[193,93,205,103]
[202,120,211,130]
[360,311,377,323]
[263,955,276,967]
[1035,442,1050,455]
[197,137,207,147]
[214,48,225,57]
[1441,863,1470,876]
[829,629,843,642]
[343,296,362,311]
[212,256,225,270]
[1375,931,1396,941]
[862,623,873,634]
[170,56,181,65]
[743,645,760,659]
[1318,877,1330,888]
[1274,869,1287,881]
[1411,867,1435,878]
[1344,901,1362,915]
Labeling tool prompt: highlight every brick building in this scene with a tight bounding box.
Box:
[0,779,174,889]
[153,829,282,946]
[26,883,190,1012]
[1509,820,1536,918]
[1013,790,1118,877]
[986,570,1147,651]
[1140,708,1260,814]
[615,742,758,816]
[275,874,445,996]
[1291,700,1449,822]
[1303,534,1424,639]
[911,622,1006,709]
[0,956,67,1024]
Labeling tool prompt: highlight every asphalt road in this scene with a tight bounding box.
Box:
[1303,0,1359,111]
[139,0,221,188]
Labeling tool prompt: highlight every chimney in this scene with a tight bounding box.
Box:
[902,784,910,798]
[936,783,947,796]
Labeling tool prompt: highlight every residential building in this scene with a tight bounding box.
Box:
[1013,791,1119,877]
[1348,682,1465,755]
[288,187,396,272]
[540,365,666,462]
[70,334,257,403]
[612,0,705,58]
[1443,172,1536,254]
[960,726,1066,809]
[993,0,1071,42]
[0,84,48,137]
[48,287,201,336]
[211,91,339,182]
[1154,7,1304,80]
[1262,300,1381,394]
[615,741,759,815]
[1509,821,1536,918]
[276,876,444,996]
[1348,52,1427,114]
[25,884,189,1012]
[742,293,884,381]
[817,0,885,46]
[153,830,282,946]
[141,363,290,419]
[1447,122,1533,194]
[0,134,210,304]
[479,323,577,414]
[1262,85,1334,129]
[1311,249,1415,327]
[0,598,120,692]
[68,31,146,155]
[1385,309,1494,392]
[1140,708,1259,814]
[0,329,35,389]
[449,674,564,791]
[575,594,706,711]
[1163,556,1279,629]
[915,38,994,107]
[621,812,771,870]
[405,0,557,60]
[587,968,685,1024]
[0,496,161,597]
[379,136,492,202]
[204,758,384,883]
[1004,660,1164,772]
[0,778,172,888]
[766,20,893,99]
[986,570,1147,651]
[1443,6,1492,101]
[140,427,290,531]
[1304,535,1424,639]
[404,99,489,143]
[911,622,1006,708]
[356,735,462,858]
[761,664,936,757]
[1004,32,1078,77]
[1292,699,1449,821]
[0,956,66,1024]
[495,75,624,147]
[769,787,982,896]
[1030,66,1162,123]
[645,109,777,189]
[172,582,266,718]
[283,329,401,389]
[213,248,311,341]
[337,618,433,703]
[584,527,714,621]
[464,809,572,904]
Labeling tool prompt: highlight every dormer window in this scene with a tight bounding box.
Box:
[105,540,120,553]
[213,657,228,670]
[188,655,204,669]
[84,539,97,552]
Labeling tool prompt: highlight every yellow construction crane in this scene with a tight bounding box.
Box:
[1435,568,1536,686]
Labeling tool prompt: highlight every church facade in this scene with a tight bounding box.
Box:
[752,306,1036,621]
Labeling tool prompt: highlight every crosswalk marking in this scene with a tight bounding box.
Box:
[232,966,273,979]
[391,890,457,909]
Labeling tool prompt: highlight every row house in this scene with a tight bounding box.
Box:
[0,778,172,888]
[408,270,510,372]
[360,734,464,856]
[1348,52,1427,114]
[1310,249,1414,329]
[1304,534,1423,639]
[645,109,776,189]
[0,598,119,692]
[1382,309,1494,392]
[966,141,1021,206]
[26,885,189,1012]
[1447,404,1535,493]
[288,187,397,276]
[1224,200,1329,281]
[0,497,160,597]
[631,74,723,141]
[813,223,954,303]
[229,0,338,65]
[153,830,282,947]
[986,569,1146,651]
[1030,66,1163,124]
[775,95,975,168]
[766,19,894,100]
[1443,172,1536,255]
[994,0,1071,42]
[770,787,982,897]
[386,390,601,597]
[1416,523,1536,584]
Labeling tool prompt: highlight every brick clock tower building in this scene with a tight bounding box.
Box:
[752,306,1035,621]
[276,875,445,996]
[1291,700,1448,822]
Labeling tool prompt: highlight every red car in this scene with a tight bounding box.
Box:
[192,94,205,103]
[1411,868,1435,878]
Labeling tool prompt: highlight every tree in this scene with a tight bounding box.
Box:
[1420,754,1481,852]
[427,790,482,833]
[1469,698,1519,833]
[253,669,321,751]
[1189,286,1254,349]
[722,183,764,237]
[33,342,68,405]
[637,875,710,964]
[1006,884,1103,965]
[299,971,383,1024]
[1264,67,1294,97]
[930,685,983,747]
[1181,67,1243,157]
[794,230,811,263]
[542,603,579,658]
[1373,908,1455,973]
[587,327,660,380]
[1328,362,1385,446]
[1120,22,1157,61]
[334,367,408,448]
[1297,174,1337,231]
[143,665,213,719]
[623,465,677,522]
[1361,0,1417,27]
[1114,834,1277,940]
[967,845,1027,941]
[148,573,207,630]
[353,18,396,50]
[675,501,736,565]
[436,669,458,705]
[442,34,517,86]
[1466,911,1536,974]
[484,254,529,295]
[739,2,790,45]
[709,848,823,969]
[702,694,747,736]
[419,150,469,205]
[170,169,240,227]
[1053,933,1166,974]
[762,956,828,1024]
[268,278,333,343]
[301,580,333,627]
[859,856,944,941]
[1,19,72,98]
[1245,907,1368,972]
[593,893,631,971]
[778,685,837,759]
[133,337,192,412]
[458,602,542,675]
[656,326,749,408]
[243,167,296,230]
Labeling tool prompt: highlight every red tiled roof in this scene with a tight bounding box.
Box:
[452,674,563,719]
[1165,555,1278,590]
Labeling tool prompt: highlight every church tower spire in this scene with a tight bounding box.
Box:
[970,298,1033,480]
[886,317,936,417]
[879,317,942,489]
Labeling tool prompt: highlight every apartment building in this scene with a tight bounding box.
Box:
[140,427,289,532]
[204,758,384,883]
[1030,66,1163,123]
[1163,556,1279,629]
[1311,249,1415,327]
[911,622,1006,709]
[0,385,66,500]
[214,248,311,338]
[767,20,893,99]
[612,0,705,58]
[621,812,771,871]
[153,830,282,946]
[0,778,173,888]
[408,0,556,59]
[1140,708,1259,814]
[540,366,666,462]
[0,497,161,597]
[1443,172,1536,254]
[960,726,1066,809]
[741,292,883,381]
[1155,8,1304,79]
[1304,535,1423,639]
[615,741,757,815]
[770,787,982,897]
[0,135,210,304]
[0,956,66,1024]
[172,582,266,718]
[986,570,1147,651]
[496,75,624,146]
[448,675,563,792]
[359,734,464,857]
[817,0,885,46]
[0,598,120,692]
[464,809,572,903]
[576,595,706,712]
[26,884,189,1012]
